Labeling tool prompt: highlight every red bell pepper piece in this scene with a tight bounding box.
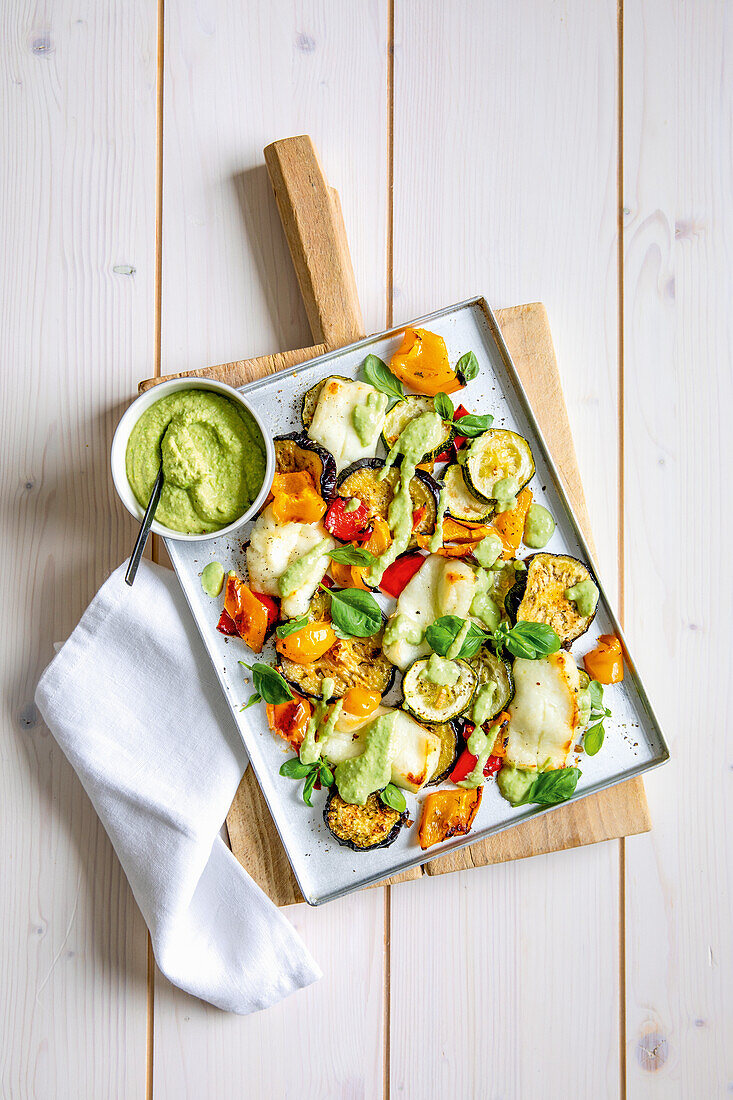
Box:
[379,552,425,598]
[252,592,279,633]
[216,608,239,637]
[411,506,426,530]
[452,404,470,450]
[450,747,503,784]
[324,497,372,541]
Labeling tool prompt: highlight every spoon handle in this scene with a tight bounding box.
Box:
[125,463,164,586]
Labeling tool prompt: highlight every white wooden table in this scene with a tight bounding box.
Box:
[2,2,731,1096]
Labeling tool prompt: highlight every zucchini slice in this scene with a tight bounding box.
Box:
[337,458,440,545]
[301,374,353,429]
[402,657,478,723]
[273,432,337,500]
[277,589,396,700]
[470,649,514,717]
[324,790,406,851]
[425,721,460,785]
[381,396,455,460]
[505,552,598,645]
[441,463,495,523]
[464,428,535,504]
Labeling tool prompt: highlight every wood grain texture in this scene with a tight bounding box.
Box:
[152,4,390,1096]
[0,2,156,1095]
[389,4,624,1097]
[138,342,326,393]
[622,2,733,1094]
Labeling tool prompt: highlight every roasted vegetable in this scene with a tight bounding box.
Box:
[274,432,337,500]
[277,589,396,700]
[506,552,598,645]
[266,696,312,749]
[275,619,337,664]
[324,496,372,541]
[418,787,483,850]
[389,328,464,396]
[324,790,406,851]
[469,649,515,717]
[402,657,478,723]
[218,573,277,653]
[491,487,533,558]
[270,471,326,524]
[583,634,624,684]
[337,458,440,548]
[381,395,455,460]
[463,429,535,504]
[341,687,382,717]
[300,374,352,429]
[379,551,426,598]
[425,721,460,785]
[441,463,495,523]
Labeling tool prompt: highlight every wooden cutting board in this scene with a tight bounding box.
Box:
[140,136,650,906]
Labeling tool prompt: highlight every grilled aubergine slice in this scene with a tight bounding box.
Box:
[277,589,396,701]
[337,458,440,547]
[324,790,407,851]
[273,432,337,500]
[506,552,598,645]
[425,721,460,786]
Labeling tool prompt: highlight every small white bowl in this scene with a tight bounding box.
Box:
[111,377,275,542]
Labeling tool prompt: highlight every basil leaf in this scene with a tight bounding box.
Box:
[520,767,581,806]
[361,354,405,402]
[280,757,314,779]
[583,724,605,756]
[425,615,488,660]
[453,413,494,438]
[328,546,378,567]
[326,586,383,638]
[588,679,604,708]
[433,392,455,422]
[380,783,406,813]
[456,351,479,382]
[240,661,294,704]
[319,761,334,787]
[302,770,317,807]
[500,622,561,660]
[240,692,262,711]
[275,614,309,639]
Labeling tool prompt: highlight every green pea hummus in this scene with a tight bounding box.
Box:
[125,390,266,534]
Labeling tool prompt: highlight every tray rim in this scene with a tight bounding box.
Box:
[166,295,669,905]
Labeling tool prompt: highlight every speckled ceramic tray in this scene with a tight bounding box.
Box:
[165,298,669,905]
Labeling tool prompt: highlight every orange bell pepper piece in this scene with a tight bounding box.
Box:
[270,471,326,525]
[441,517,495,543]
[389,328,463,396]
[266,696,312,749]
[418,787,483,850]
[223,574,270,653]
[415,535,483,557]
[583,634,624,684]
[491,487,533,558]
[342,687,382,717]
[331,517,392,590]
[275,620,337,665]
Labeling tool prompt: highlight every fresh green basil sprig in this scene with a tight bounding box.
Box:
[361,354,405,405]
[514,767,581,806]
[279,756,334,807]
[321,584,382,639]
[424,615,487,660]
[238,661,294,709]
[275,614,309,639]
[432,391,493,439]
[380,783,407,813]
[583,680,611,756]
[456,350,480,382]
[492,621,561,659]
[328,545,378,567]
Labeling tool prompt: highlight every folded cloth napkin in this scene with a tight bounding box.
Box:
[34,560,321,1014]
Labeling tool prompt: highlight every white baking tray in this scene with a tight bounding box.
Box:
[165,297,669,905]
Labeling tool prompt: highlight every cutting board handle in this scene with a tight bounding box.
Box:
[264,135,365,348]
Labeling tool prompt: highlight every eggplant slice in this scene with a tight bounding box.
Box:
[324,790,406,851]
[301,374,352,430]
[425,721,460,786]
[337,458,440,548]
[277,589,396,700]
[273,432,337,500]
[506,552,598,645]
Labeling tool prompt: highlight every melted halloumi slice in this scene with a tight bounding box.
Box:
[246,504,335,618]
[307,377,387,472]
[505,651,581,771]
[325,706,442,792]
[382,555,476,671]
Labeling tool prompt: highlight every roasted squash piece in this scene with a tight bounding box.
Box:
[418,787,483,850]
[506,552,598,645]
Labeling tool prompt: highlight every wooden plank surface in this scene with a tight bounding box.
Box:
[0,2,156,1096]
[623,2,733,1094]
[151,4,391,1097]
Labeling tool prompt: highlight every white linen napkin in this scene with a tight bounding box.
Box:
[34,560,321,1014]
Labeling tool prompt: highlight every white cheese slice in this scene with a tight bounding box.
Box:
[326,705,442,792]
[505,651,581,771]
[382,554,476,671]
[307,376,387,472]
[245,504,335,618]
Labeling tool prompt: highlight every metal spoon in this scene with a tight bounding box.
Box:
[125,461,164,586]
